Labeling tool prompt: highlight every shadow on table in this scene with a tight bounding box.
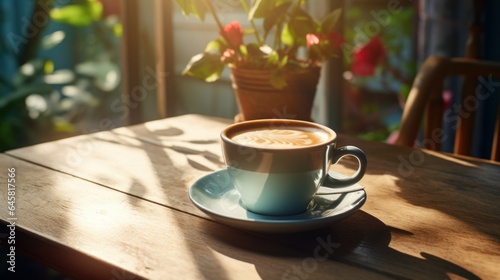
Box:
[202,211,480,280]
[127,123,235,280]
[338,138,500,242]
[129,119,490,279]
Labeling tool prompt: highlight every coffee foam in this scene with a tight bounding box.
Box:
[231,126,329,148]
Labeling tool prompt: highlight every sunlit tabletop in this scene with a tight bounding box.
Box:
[1,114,499,279]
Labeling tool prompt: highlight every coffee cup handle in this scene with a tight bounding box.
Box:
[317,146,367,194]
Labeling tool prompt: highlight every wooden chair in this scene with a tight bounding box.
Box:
[395,56,500,161]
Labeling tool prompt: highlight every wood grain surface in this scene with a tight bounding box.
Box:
[1,114,499,279]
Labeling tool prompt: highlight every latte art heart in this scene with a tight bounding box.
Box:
[231,128,327,148]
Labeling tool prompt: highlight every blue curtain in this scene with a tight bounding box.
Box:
[419,0,471,153]
[0,0,34,97]
[475,0,500,158]
[0,0,76,96]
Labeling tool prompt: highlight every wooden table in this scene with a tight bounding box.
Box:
[1,114,499,279]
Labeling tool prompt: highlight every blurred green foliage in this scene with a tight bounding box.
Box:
[341,3,416,142]
[51,0,103,26]
[344,4,415,97]
[0,0,122,152]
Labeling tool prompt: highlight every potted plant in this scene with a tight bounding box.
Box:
[175,0,343,121]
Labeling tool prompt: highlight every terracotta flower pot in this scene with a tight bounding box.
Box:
[230,67,321,122]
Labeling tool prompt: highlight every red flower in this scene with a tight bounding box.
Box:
[221,21,244,48]
[351,36,386,76]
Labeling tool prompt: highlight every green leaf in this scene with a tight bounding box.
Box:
[44,60,54,74]
[281,23,294,46]
[53,119,77,133]
[41,31,65,50]
[88,0,103,20]
[399,83,411,100]
[0,84,52,109]
[246,43,261,55]
[204,38,226,54]
[270,69,287,89]
[182,53,225,82]
[250,0,292,20]
[239,45,248,57]
[175,0,192,15]
[113,23,123,38]
[263,1,292,38]
[43,69,75,85]
[50,0,103,26]
[288,8,318,45]
[248,0,273,19]
[265,50,279,67]
[321,8,342,33]
[51,6,92,26]
[279,55,288,68]
[76,61,121,91]
[174,0,207,21]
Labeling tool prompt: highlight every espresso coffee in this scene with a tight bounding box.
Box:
[231,127,328,148]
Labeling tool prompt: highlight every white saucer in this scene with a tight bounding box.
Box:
[188,169,366,233]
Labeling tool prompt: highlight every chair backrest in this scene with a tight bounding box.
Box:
[395,56,500,161]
